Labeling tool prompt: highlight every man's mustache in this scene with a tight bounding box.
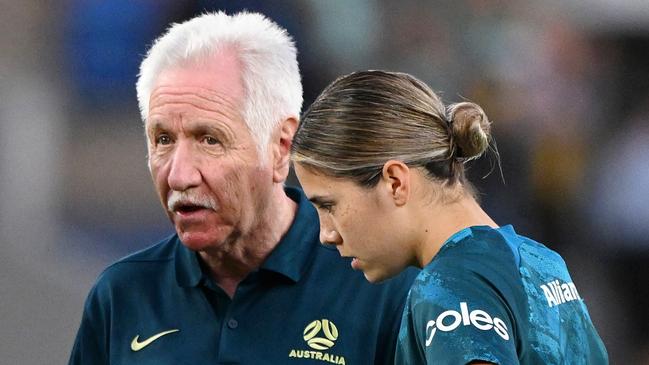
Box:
[167,190,219,212]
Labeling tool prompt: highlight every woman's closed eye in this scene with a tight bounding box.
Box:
[318,202,335,213]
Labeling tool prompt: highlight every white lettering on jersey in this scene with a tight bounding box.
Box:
[540,280,581,307]
[425,302,509,346]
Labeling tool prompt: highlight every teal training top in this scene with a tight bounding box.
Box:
[395,225,608,365]
[69,187,417,365]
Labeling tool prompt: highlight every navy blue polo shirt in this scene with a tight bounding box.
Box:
[69,187,417,365]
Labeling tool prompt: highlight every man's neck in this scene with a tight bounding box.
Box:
[198,187,298,297]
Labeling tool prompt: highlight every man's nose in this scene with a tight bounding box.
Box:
[167,142,201,191]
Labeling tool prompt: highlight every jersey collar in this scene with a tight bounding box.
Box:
[259,186,319,282]
[175,236,202,287]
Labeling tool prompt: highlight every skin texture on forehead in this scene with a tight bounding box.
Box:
[146,55,255,177]
[146,51,246,137]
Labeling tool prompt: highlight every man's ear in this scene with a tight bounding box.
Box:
[381,160,410,206]
[272,116,298,183]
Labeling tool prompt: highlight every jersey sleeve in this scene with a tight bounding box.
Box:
[399,268,519,365]
[68,281,110,365]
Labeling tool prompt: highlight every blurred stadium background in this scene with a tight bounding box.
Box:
[1,1,648,363]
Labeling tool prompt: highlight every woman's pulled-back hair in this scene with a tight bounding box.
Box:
[291,70,491,193]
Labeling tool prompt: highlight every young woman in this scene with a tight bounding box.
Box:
[291,70,608,364]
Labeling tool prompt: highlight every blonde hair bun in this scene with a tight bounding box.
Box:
[447,102,491,161]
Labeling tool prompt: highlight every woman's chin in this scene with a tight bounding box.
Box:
[362,264,404,283]
[362,268,390,283]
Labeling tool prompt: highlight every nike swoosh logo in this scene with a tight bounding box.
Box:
[131,329,180,351]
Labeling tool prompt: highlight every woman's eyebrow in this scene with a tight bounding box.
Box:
[308,195,332,206]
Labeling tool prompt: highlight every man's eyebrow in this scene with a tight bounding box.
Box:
[146,120,167,132]
[192,123,226,135]
[146,120,228,135]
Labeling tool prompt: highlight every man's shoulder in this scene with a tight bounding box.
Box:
[115,234,178,263]
[93,235,179,290]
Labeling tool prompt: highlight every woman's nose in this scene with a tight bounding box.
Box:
[319,224,342,246]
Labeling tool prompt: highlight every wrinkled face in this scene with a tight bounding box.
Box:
[294,164,412,282]
[146,52,274,251]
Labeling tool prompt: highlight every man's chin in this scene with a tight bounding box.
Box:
[177,231,224,252]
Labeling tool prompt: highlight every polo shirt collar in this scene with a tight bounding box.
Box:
[174,186,319,287]
[259,186,319,282]
[175,236,203,287]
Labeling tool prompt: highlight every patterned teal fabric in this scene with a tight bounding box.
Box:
[395,225,608,364]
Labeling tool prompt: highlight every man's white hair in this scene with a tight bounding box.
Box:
[136,11,303,153]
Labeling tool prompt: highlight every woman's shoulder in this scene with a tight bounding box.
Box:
[409,225,529,311]
[429,226,522,275]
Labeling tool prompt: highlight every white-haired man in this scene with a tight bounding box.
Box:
[69,11,416,364]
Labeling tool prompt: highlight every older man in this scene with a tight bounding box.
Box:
[69,11,415,364]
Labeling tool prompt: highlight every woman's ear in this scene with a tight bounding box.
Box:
[381,160,410,206]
